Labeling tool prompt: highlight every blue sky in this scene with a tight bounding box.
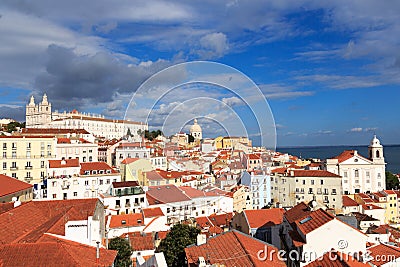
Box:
[0,1,399,146]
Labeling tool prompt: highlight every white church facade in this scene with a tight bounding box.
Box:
[26,94,147,140]
[325,135,386,194]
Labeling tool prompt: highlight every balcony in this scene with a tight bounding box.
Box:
[323,191,329,195]
[125,202,131,207]
[10,166,18,171]
[25,166,33,170]
[61,184,70,190]
[24,177,33,181]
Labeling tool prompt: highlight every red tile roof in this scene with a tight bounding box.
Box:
[292,170,341,177]
[122,232,155,251]
[368,243,400,266]
[332,150,371,163]
[343,196,359,207]
[244,209,285,229]
[196,213,233,228]
[0,174,33,197]
[0,199,98,244]
[146,185,190,204]
[285,202,312,224]
[112,181,140,188]
[57,137,71,144]
[109,213,144,228]
[49,158,80,168]
[0,202,15,214]
[21,128,90,135]
[295,209,334,235]
[304,250,369,267]
[142,207,164,218]
[185,230,286,267]
[0,234,116,267]
[247,154,261,160]
[80,162,117,175]
[121,158,141,164]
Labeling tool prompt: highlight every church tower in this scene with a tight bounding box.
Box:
[39,94,52,125]
[26,96,37,127]
[190,119,202,140]
[368,135,385,165]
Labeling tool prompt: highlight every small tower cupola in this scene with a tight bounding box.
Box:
[368,135,384,164]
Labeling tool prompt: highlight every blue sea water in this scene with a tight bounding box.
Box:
[277,145,400,174]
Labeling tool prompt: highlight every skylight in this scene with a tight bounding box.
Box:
[299,216,312,224]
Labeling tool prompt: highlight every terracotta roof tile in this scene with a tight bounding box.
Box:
[49,158,80,168]
[285,202,312,224]
[292,170,341,177]
[0,199,98,244]
[244,209,285,229]
[122,232,155,251]
[332,150,371,164]
[0,234,117,267]
[21,128,90,135]
[142,207,164,218]
[295,209,334,235]
[112,181,140,188]
[109,213,144,228]
[0,174,33,197]
[343,196,359,207]
[121,158,141,164]
[305,250,369,267]
[185,230,285,267]
[80,162,117,175]
[368,243,400,266]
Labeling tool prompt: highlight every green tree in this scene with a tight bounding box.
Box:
[126,128,132,137]
[6,121,25,133]
[108,237,132,267]
[156,223,200,267]
[187,134,195,143]
[386,171,399,189]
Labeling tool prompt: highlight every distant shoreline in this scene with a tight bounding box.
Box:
[277,144,400,149]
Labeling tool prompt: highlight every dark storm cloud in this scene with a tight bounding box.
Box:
[34,44,171,111]
[0,106,25,121]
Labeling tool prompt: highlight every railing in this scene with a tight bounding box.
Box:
[25,166,33,170]
[24,177,33,181]
[10,167,18,170]
[61,185,70,190]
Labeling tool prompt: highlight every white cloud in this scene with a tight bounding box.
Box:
[350,127,363,132]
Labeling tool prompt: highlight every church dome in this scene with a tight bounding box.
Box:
[370,135,382,147]
[190,119,202,133]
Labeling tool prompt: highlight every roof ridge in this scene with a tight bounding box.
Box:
[233,230,257,267]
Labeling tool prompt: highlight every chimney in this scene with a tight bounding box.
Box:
[354,150,358,156]
[197,234,207,246]
[96,241,100,264]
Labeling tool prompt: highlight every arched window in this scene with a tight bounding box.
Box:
[376,150,380,158]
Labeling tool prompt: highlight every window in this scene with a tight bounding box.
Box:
[85,180,89,186]
[2,143,6,149]
[302,180,306,185]
[308,188,313,194]
[332,189,337,195]
[99,179,103,185]
[12,173,16,178]
[12,151,16,158]
[355,170,359,178]
[89,156,93,162]
[366,171,370,177]
[52,194,56,199]
[26,172,31,178]
[26,143,31,149]
[343,172,347,178]
[378,173,381,179]
[12,143,17,149]
[26,151,31,158]
[320,180,324,185]
[2,162,6,170]
[2,152,6,158]
[106,179,110,184]
[311,180,314,185]
[41,161,45,168]
[83,156,86,162]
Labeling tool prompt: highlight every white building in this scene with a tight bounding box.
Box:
[100,181,147,215]
[26,94,147,140]
[326,135,386,194]
[45,161,120,200]
[146,185,233,223]
[115,142,151,169]
[56,137,98,162]
[240,171,271,210]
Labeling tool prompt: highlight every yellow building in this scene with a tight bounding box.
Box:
[231,185,252,213]
[214,136,252,150]
[0,136,56,185]
[382,190,398,223]
[120,158,154,181]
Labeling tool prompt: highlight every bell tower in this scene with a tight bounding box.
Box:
[368,135,385,164]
